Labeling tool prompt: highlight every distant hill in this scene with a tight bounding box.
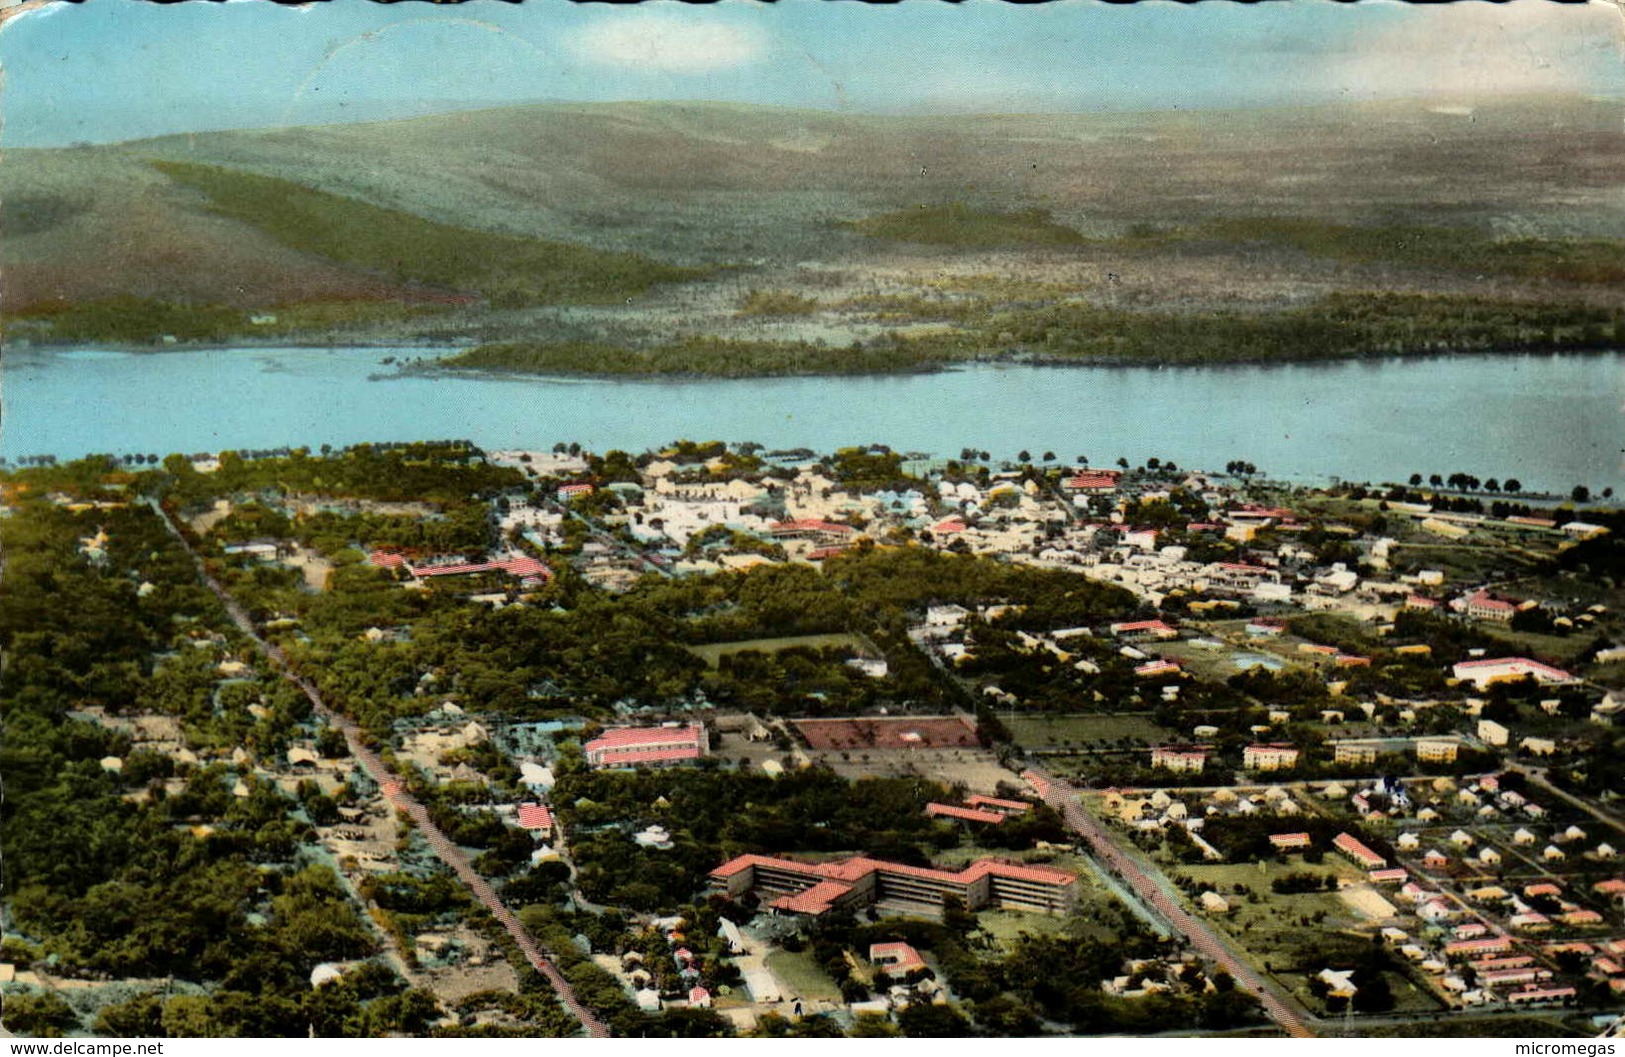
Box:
[4,95,1623,356]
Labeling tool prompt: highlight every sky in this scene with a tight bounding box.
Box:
[2,0,1622,147]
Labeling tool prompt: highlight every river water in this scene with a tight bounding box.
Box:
[4,346,1621,492]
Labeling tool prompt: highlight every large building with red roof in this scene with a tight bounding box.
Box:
[1451,657,1575,689]
[583,724,707,769]
[1062,470,1121,493]
[769,519,857,543]
[709,853,1077,917]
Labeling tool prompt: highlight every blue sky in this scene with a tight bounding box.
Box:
[3,0,1620,147]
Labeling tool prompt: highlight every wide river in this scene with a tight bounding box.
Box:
[4,346,1622,492]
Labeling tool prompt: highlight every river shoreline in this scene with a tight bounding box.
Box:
[17,336,1619,383]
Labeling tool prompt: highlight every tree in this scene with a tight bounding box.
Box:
[1408,474,1422,486]
[1041,451,1056,463]
[1017,450,1032,464]
[1429,474,1443,487]
[1503,478,1521,494]
[1573,485,1591,503]
[897,1001,973,1037]
[94,994,165,1037]
[3,992,78,1037]
[851,1014,899,1037]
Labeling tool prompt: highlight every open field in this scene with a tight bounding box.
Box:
[763,950,842,1002]
[794,715,978,751]
[687,632,873,668]
[1006,713,1173,750]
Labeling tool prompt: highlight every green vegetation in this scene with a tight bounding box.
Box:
[151,160,700,308]
[4,295,454,347]
[687,632,873,668]
[846,203,1089,248]
[557,767,956,910]
[0,491,464,1037]
[1199,217,1625,286]
[1005,714,1173,750]
[8,295,252,345]
[985,292,1625,366]
[438,336,942,378]
[439,291,1624,378]
[737,288,820,316]
[763,949,844,1000]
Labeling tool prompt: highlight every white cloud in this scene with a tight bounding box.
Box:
[572,12,765,74]
[1326,1,1624,100]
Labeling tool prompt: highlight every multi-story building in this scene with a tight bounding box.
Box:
[1150,746,1208,774]
[1416,739,1459,764]
[1333,742,1379,766]
[709,853,1078,917]
[1244,743,1300,772]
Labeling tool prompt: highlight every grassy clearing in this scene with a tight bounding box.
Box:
[1006,713,1173,749]
[1197,217,1625,286]
[1176,862,1357,945]
[737,289,820,316]
[1366,1015,1590,1038]
[764,949,843,1001]
[151,160,700,307]
[687,632,873,668]
[976,907,1088,949]
[845,203,1089,248]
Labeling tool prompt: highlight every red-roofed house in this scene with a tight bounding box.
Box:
[1444,936,1513,959]
[1334,832,1387,870]
[965,795,1032,816]
[870,942,928,980]
[1270,833,1312,851]
[1135,659,1182,678]
[517,802,554,834]
[1063,471,1121,493]
[709,853,1077,917]
[1151,746,1208,774]
[926,802,1006,825]
[407,555,553,583]
[1505,986,1576,1005]
[1461,590,1517,623]
[1111,619,1179,641]
[556,482,595,502]
[584,724,706,769]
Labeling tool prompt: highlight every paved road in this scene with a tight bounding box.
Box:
[1022,766,1318,1038]
[1511,764,1625,841]
[150,499,611,1039]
